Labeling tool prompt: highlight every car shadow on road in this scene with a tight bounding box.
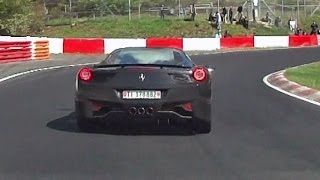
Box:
[46,112,195,136]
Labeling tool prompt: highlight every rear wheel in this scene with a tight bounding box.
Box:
[77,116,96,133]
[75,100,96,132]
[193,118,211,134]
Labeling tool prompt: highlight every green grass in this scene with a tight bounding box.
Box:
[285,62,320,90]
[36,14,292,38]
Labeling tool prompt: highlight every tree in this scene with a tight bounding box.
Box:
[0,0,44,35]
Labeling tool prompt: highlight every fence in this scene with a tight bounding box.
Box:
[44,0,320,25]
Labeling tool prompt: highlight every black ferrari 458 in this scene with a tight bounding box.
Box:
[75,47,213,134]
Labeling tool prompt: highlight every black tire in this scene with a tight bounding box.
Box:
[75,100,97,133]
[193,118,211,134]
[77,117,96,133]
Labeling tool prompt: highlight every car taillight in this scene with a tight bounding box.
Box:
[92,102,102,111]
[182,103,192,112]
[78,67,93,81]
[192,66,207,82]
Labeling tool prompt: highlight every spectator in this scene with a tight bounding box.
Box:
[252,9,256,22]
[0,26,11,36]
[208,11,215,22]
[288,17,296,31]
[160,5,165,19]
[223,30,232,37]
[274,16,281,27]
[295,28,302,35]
[237,5,243,20]
[266,11,271,24]
[237,5,243,14]
[191,4,196,21]
[243,16,249,29]
[215,11,222,30]
[208,11,215,29]
[229,7,233,24]
[288,18,291,27]
[222,7,227,23]
[310,21,318,35]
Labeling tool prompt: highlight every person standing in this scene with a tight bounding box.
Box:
[310,21,318,35]
[237,5,243,21]
[229,7,233,24]
[222,7,227,23]
[215,11,222,32]
[160,4,165,19]
[191,4,196,21]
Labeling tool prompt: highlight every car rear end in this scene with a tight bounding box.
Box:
[75,64,212,133]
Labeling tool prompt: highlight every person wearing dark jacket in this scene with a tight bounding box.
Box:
[222,7,227,23]
[208,12,215,29]
[191,4,196,21]
[237,5,243,20]
[310,21,318,35]
[223,30,232,37]
[229,7,233,24]
[160,5,165,19]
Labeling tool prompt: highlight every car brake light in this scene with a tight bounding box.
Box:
[192,66,207,82]
[182,103,192,112]
[78,67,93,81]
[92,102,102,111]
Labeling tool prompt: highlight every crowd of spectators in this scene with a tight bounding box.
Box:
[206,5,250,37]
[158,3,320,38]
[293,21,319,36]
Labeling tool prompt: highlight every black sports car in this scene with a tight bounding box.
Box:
[75,47,213,134]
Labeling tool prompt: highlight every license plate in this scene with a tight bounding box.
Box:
[122,90,161,99]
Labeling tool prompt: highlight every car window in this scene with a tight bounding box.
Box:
[102,48,193,67]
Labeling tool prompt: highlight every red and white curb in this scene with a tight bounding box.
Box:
[263,70,320,106]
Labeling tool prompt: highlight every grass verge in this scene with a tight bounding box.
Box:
[285,61,320,90]
[36,15,291,38]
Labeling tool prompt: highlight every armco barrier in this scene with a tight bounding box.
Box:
[146,38,183,49]
[289,35,318,47]
[220,36,254,49]
[0,41,32,63]
[183,38,220,51]
[1,35,320,55]
[63,38,104,54]
[254,36,289,48]
[48,38,63,54]
[104,38,146,54]
[33,40,50,60]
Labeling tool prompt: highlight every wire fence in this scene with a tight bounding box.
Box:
[44,0,320,28]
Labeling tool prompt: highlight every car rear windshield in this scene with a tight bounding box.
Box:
[103,48,194,67]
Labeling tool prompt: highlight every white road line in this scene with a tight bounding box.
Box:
[263,71,320,107]
[0,62,96,84]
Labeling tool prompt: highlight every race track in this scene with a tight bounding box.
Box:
[0,48,320,180]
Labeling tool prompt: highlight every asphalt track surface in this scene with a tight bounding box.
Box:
[0,48,320,180]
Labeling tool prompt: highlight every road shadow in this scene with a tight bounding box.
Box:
[46,112,195,136]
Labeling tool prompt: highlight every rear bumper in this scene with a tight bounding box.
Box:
[75,96,210,124]
[81,110,192,125]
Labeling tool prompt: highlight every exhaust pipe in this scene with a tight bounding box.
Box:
[137,107,145,115]
[146,107,154,114]
[129,107,137,115]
